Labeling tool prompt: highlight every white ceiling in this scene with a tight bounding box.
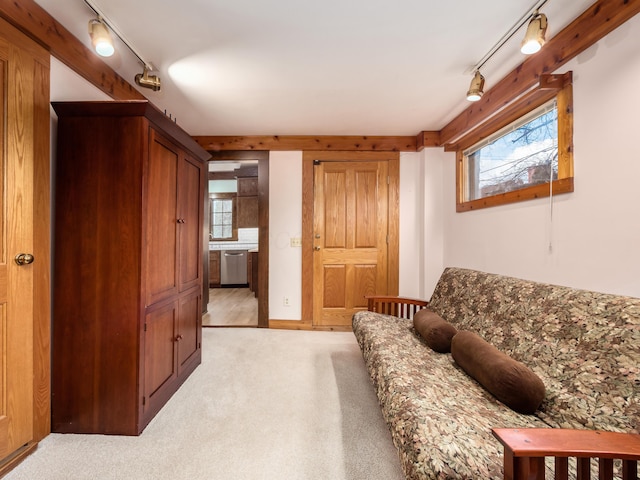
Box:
[38,0,594,136]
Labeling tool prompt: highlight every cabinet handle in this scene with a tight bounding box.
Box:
[175,334,183,342]
[177,218,186,224]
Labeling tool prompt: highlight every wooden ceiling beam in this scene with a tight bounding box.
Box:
[0,0,145,101]
[416,131,441,151]
[194,135,418,152]
[440,0,640,146]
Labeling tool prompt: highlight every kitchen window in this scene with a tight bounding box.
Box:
[210,193,237,241]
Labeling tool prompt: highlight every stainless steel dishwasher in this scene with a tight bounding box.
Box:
[220,250,248,286]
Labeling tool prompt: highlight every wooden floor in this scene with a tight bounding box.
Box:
[203,287,258,327]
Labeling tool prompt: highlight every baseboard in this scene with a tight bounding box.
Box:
[268,319,352,332]
[268,319,312,330]
[0,442,38,478]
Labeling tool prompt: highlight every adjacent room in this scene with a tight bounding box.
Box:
[1,0,639,479]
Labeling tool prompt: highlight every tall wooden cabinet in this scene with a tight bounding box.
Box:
[51,101,210,435]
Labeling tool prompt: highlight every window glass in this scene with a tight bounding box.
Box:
[210,198,235,240]
[464,102,557,201]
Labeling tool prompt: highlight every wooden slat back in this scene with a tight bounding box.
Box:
[366,296,429,320]
[493,429,640,480]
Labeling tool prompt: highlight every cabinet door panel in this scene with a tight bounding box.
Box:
[144,302,177,412]
[145,131,179,306]
[178,156,203,292]
[237,177,258,196]
[209,250,220,287]
[237,196,258,228]
[177,292,201,374]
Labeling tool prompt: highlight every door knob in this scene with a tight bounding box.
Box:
[314,246,321,251]
[14,253,35,266]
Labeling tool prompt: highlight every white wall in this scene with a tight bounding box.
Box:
[268,152,304,320]
[439,15,640,298]
[399,151,444,300]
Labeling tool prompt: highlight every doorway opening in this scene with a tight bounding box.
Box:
[202,151,269,327]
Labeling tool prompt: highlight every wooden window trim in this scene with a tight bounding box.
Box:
[453,73,574,212]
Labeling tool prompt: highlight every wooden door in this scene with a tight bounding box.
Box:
[145,130,179,306]
[143,302,177,418]
[177,155,203,293]
[177,291,201,375]
[0,19,50,464]
[312,161,389,327]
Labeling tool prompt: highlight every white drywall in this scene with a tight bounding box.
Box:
[440,15,640,298]
[399,151,445,300]
[268,151,304,320]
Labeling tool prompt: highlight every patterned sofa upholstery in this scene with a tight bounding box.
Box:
[352,267,640,479]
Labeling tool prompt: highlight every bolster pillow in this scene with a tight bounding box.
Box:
[413,308,458,353]
[451,330,545,414]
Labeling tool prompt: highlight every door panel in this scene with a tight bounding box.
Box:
[144,302,177,412]
[178,156,203,292]
[177,292,201,374]
[146,132,179,306]
[313,161,389,327]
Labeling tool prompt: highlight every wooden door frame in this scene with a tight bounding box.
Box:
[208,151,269,328]
[301,151,399,328]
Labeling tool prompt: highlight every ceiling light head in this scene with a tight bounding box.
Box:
[521,13,548,55]
[88,18,114,57]
[466,71,485,102]
[135,66,162,92]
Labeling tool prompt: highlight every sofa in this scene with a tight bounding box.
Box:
[352,267,640,479]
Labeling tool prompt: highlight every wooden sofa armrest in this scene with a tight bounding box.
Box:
[365,295,428,320]
[492,428,640,480]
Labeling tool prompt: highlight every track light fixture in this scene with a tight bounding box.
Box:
[84,0,161,93]
[466,71,485,102]
[135,66,162,92]
[521,12,548,55]
[464,0,550,101]
[88,18,114,57]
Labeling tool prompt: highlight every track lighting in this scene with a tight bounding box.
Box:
[521,12,548,55]
[464,1,550,101]
[88,18,114,57]
[135,66,162,92]
[85,0,161,93]
[466,71,485,102]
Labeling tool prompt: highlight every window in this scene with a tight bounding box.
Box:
[466,102,557,201]
[456,74,573,212]
[209,193,237,241]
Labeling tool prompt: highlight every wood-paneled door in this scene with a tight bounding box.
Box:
[0,17,50,473]
[312,159,394,328]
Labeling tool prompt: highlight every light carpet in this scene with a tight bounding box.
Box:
[6,328,404,480]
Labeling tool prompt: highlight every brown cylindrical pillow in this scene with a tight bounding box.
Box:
[413,308,458,353]
[451,330,545,414]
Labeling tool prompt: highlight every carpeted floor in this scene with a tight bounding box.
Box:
[6,328,404,480]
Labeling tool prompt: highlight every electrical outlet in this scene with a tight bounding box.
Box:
[283,296,290,307]
[290,237,302,247]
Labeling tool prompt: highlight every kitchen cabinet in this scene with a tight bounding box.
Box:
[209,250,221,287]
[51,100,210,435]
[237,196,259,228]
[237,177,258,196]
[248,250,259,297]
[237,176,259,228]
